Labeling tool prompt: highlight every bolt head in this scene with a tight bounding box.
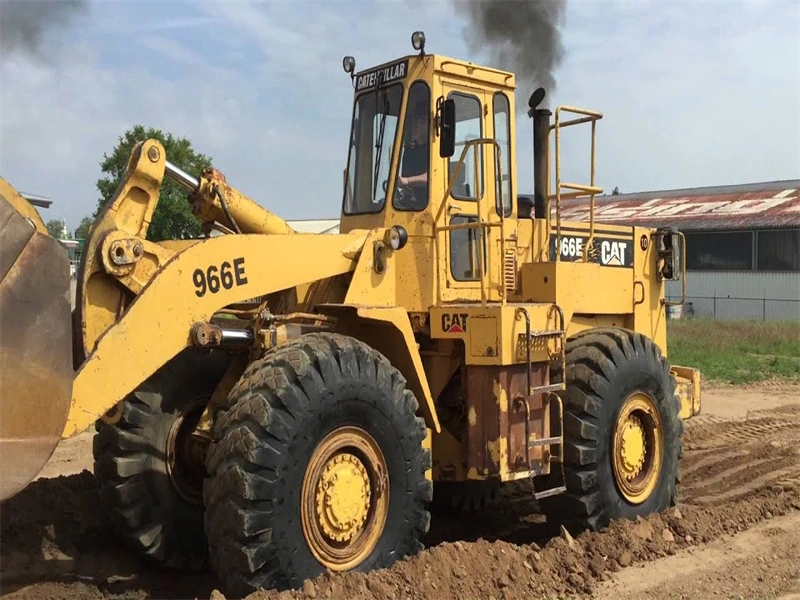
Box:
[147,146,160,162]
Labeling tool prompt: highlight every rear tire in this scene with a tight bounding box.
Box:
[92,349,230,570]
[203,333,432,595]
[539,327,682,533]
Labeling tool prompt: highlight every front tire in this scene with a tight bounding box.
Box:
[93,349,230,570]
[539,327,682,533]
[203,333,432,595]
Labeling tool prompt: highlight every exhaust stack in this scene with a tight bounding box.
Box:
[528,88,549,219]
[533,109,551,219]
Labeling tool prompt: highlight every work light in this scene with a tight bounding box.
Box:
[388,225,408,250]
[411,31,425,52]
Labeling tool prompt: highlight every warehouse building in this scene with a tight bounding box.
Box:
[558,180,800,321]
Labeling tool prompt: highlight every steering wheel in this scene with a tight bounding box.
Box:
[394,183,418,209]
[382,179,418,209]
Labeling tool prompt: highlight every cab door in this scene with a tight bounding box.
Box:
[437,82,514,304]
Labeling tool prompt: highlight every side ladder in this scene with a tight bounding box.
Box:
[514,305,567,500]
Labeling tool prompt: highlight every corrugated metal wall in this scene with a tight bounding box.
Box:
[666,271,800,321]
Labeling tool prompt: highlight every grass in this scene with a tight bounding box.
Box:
[667,318,800,385]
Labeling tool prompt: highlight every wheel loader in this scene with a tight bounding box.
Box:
[0,31,701,595]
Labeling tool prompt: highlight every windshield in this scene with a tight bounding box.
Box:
[342,83,403,215]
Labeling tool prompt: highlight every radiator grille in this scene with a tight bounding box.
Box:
[504,248,517,295]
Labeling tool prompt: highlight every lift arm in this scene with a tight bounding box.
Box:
[74,139,298,361]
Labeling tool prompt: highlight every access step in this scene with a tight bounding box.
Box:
[529,383,564,395]
[533,485,567,500]
[527,329,565,338]
[528,436,562,448]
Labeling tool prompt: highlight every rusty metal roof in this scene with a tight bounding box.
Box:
[534,180,800,231]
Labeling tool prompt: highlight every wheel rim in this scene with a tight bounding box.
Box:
[165,398,208,505]
[612,392,663,504]
[301,426,389,571]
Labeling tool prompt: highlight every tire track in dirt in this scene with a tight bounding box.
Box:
[679,403,800,507]
[680,446,745,478]
[682,412,798,451]
[691,465,800,505]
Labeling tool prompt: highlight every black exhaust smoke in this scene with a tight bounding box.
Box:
[0,0,88,57]
[452,0,568,110]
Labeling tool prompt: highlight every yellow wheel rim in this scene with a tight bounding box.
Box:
[612,392,663,504]
[301,426,389,571]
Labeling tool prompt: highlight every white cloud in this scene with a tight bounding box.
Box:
[0,0,797,235]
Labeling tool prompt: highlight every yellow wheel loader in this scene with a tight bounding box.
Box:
[0,32,701,595]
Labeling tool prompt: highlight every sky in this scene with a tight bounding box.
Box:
[1,0,798,234]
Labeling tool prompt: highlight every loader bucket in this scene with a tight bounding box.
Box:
[0,179,73,501]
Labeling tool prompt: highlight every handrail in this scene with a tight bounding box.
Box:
[434,137,506,306]
[551,106,603,263]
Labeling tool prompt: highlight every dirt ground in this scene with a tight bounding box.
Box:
[1,383,798,600]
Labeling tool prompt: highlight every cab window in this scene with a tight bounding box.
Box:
[342,83,403,215]
[493,92,512,217]
[447,92,483,202]
[449,215,481,281]
[393,81,431,211]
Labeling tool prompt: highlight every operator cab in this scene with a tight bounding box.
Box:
[338,32,523,305]
[339,32,516,228]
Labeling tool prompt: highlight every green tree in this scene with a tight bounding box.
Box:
[74,215,94,239]
[46,218,68,239]
[95,125,213,242]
